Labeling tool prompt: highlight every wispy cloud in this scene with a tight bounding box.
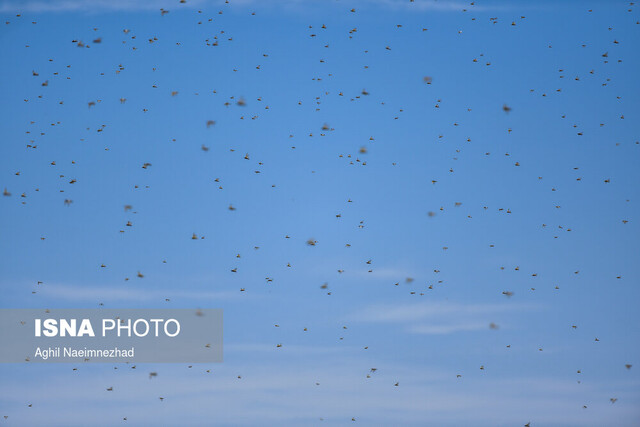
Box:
[408,321,489,334]
[0,0,497,14]
[225,342,358,355]
[349,301,537,334]
[366,0,494,12]
[350,301,529,322]
[347,266,416,280]
[34,283,240,302]
[0,358,634,426]
[0,0,156,13]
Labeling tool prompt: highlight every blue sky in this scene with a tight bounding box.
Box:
[1,0,639,425]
